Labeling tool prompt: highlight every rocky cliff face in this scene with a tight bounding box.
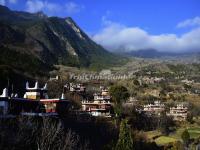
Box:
[0,5,123,74]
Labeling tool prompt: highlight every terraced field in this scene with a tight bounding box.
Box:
[155,136,177,145]
[146,126,200,146]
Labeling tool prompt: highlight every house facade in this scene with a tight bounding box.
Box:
[143,101,165,115]
[167,104,188,121]
[82,87,112,117]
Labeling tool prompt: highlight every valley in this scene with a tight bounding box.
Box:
[0,3,200,150]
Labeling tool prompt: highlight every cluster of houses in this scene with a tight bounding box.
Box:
[64,83,86,93]
[63,83,112,117]
[66,83,188,120]
[142,101,188,121]
[139,76,165,84]
[0,81,189,121]
[0,81,112,117]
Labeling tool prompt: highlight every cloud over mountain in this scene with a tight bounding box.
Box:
[65,2,84,14]
[0,0,17,5]
[26,0,83,15]
[92,18,200,53]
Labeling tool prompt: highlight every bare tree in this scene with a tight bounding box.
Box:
[37,117,79,150]
[15,116,39,149]
[0,116,90,150]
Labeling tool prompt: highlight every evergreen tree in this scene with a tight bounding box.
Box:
[115,119,133,150]
[181,129,190,146]
[109,85,130,117]
[109,85,130,105]
[159,111,174,135]
[186,112,193,123]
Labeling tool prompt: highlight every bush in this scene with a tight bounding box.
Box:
[181,129,190,146]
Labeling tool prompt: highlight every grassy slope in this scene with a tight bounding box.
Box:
[146,126,200,146]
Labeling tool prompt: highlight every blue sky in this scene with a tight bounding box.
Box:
[1,0,200,52]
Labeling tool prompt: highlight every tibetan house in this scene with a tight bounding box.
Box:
[167,104,188,121]
[82,87,112,117]
[143,101,165,116]
[0,82,71,116]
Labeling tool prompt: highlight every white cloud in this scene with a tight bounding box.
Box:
[177,16,200,28]
[65,2,84,14]
[93,20,200,53]
[26,0,45,12]
[8,0,17,4]
[0,0,5,5]
[0,0,17,5]
[45,2,61,12]
[26,0,83,15]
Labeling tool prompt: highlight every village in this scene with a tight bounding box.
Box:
[1,65,200,150]
[0,1,199,149]
[0,80,190,122]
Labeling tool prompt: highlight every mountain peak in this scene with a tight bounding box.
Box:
[0,5,122,71]
[0,5,10,13]
[34,11,47,19]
